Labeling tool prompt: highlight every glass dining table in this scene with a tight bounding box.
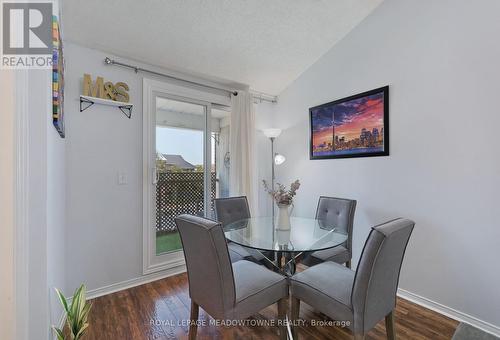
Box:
[224,216,347,275]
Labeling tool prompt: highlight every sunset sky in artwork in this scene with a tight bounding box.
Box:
[311,92,385,148]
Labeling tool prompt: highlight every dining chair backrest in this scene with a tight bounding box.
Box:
[315,196,356,252]
[175,214,236,319]
[214,196,251,226]
[351,218,415,334]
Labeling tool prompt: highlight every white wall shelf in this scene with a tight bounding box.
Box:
[79,95,133,118]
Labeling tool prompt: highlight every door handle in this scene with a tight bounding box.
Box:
[153,168,159,185]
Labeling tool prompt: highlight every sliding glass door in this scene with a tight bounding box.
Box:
[144,93,211,273]
[144,78,234,273]
[154,96,210,255]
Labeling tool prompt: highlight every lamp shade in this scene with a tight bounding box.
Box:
[262,128,282,138]
[274,154,286,165]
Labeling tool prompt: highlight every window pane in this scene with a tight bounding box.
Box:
[155,97,206,255]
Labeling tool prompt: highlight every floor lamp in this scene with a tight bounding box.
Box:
[262,128,286,222]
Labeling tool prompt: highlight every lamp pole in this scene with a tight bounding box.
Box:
[262,128,283,224]
[270,137,276,223]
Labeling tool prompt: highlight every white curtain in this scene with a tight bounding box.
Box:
[229,92,258,215]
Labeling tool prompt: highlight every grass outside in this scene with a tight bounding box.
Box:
[156,232,183,255]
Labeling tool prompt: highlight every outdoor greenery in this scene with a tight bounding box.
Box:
[156,232,183,254]
[53,285,92,340]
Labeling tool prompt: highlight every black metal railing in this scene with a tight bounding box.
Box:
[156,171,216,233]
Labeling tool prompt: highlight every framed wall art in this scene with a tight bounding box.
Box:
[310,86,389,159]
[52,15,65,138]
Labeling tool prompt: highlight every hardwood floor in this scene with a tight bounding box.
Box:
[82,272,458,340]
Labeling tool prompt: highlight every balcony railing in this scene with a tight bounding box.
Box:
[156,171,216,233]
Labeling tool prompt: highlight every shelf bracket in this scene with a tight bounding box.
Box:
[118,105,133,119]
[79,95,133,118]
[80,97,94,112]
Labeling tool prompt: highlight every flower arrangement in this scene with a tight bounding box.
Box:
[262,179,301,206]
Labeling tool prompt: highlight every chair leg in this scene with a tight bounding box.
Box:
[277,298,287,340]
[189,301,199,340]
[291,297,300,339]
[385,310,396,340]
[345,260,351,269]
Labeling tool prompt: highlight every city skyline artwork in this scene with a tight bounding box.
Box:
[309,86,389,159]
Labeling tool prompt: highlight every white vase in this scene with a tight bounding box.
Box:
[276,229,291,246]
[276,203,292,230]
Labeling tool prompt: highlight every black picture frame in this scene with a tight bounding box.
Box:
[309,86,389,160]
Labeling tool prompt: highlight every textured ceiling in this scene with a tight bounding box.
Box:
[63,0,383,95]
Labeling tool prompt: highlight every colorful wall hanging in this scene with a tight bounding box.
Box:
[52,15,65,138]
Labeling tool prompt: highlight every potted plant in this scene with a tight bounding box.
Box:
[263,179,301,230]
[52,284,92,340]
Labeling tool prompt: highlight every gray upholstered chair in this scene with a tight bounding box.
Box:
[213,196,265,263]
[291,218,415,340]
[302,196,356,268]
[175,214,288,340]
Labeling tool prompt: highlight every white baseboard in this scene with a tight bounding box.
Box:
[397,288,500,338]
[86,264,186,300]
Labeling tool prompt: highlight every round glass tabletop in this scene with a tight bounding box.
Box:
[224,216,348,253]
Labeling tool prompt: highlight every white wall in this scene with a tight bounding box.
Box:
[0,70,16,340]
[26,68,67,339]
[270,0,500,331]
[0,47,66,340]
[47,90,67,329]
[0,67,67,340]
[64,43,272,292]
[23,2,68,338]
[65,43,151,292]
[27,69,51,340]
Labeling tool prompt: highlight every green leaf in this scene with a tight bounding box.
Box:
[74,323,89,340]
[54,288,69,314]
[70,285,83,314]
[81,301,92,321]
[78,285,87,316]
[56,284,92,340]
[71,286,84,335]
[52,326,65,340]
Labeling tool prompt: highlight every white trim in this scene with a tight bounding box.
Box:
[14,71,30,340]
[142,78,153,274]
[144,254,186,275]
[203,102,212,216]
[143,79,187,274]
[87,265,186,300]
[397,288,500,337]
